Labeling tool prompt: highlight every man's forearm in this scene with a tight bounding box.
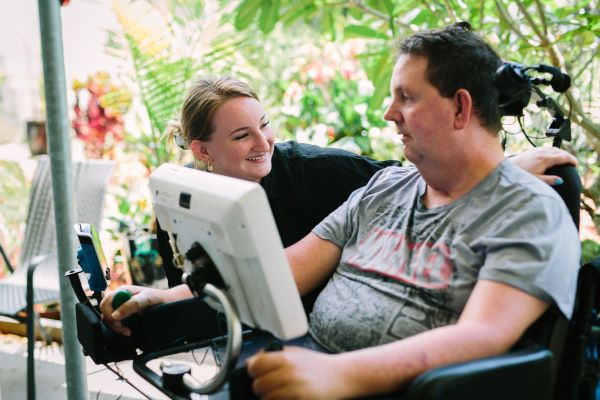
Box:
[162,284,193,302]
[329,322,512,398]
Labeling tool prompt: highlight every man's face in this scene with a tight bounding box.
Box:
[383,54,456,166]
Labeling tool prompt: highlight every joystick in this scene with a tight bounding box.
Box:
[228,340,283,400]
[112,289,132,310]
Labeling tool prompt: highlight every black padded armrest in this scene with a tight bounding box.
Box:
[397,349,553,400]
[75,297,226,364]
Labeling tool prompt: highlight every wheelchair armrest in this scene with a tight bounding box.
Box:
[74,297,225,364]
[397,348,553,400]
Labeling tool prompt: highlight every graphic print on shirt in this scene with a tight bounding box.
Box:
[385,285,457,340]
[345,202,455,289]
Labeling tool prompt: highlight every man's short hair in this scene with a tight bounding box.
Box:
[397,22,502,134]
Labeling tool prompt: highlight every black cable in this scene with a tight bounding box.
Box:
[102,362,152,399]
[518,117,538,147]
[565,93,573,119]
[191,347,210,365]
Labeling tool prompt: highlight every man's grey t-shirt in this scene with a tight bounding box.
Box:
[310,159,580,353]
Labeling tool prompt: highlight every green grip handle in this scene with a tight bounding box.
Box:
[111,289,132,310]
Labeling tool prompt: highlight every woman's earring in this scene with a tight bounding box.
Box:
[193,158,213,172]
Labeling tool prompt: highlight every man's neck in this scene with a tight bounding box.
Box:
[419,139,504,209]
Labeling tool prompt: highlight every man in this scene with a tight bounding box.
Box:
[246,22,580,399]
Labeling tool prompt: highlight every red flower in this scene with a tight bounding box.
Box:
[71,72,128,159]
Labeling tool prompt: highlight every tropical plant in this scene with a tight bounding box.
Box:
[106,0,257,170]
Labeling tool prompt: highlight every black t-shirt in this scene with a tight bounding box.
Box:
[157,141,400,310]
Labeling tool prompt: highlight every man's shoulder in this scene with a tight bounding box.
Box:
[480,160,569,222]
[362,165,420,193]
[372,164,418,181]
[499,159,563,202]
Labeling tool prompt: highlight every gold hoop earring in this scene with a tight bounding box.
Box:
[206,163,213,173]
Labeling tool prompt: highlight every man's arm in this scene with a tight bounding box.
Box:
[247,280,549,399]
[99,284,192,336]
[285,232,342,296]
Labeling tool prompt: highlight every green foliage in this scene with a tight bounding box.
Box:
[259,0,281,34]
[582,239,600,264]
[235,0,261,30]
[108,0,254,170]
[277,60,402,159]
[107,187,153,238]
[105,0,600,236]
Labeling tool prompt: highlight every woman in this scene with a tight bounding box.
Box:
[100,76,576,336]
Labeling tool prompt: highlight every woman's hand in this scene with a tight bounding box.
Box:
[511,147,577,185]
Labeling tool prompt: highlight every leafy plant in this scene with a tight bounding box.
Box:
[107,0,256,170]
[583,239,600,264]
[72,71,131,159]
[100,0,265,249]
[277,42,399,159]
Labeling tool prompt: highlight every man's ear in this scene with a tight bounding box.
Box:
[190,140,213,164]
[453,89,473,129]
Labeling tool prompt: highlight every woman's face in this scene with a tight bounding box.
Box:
[191,97,275,183]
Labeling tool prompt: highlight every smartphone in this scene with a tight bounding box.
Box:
[74,223,109,292]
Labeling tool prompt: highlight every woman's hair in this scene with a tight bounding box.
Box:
[165,76,259,150]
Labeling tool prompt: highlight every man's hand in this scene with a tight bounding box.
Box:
[99,284,192,336]
[511,147,577,185]
[99,285,162,336]
[247,347,350,400]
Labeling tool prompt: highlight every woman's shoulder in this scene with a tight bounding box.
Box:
[274,141,399,168]
[274,140,354,159]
